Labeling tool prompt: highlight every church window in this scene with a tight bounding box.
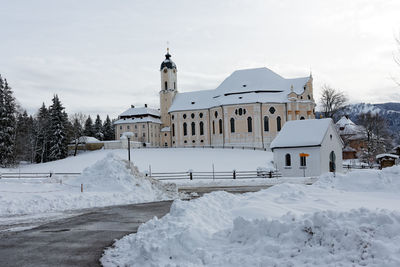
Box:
[192,140,195,143]
[269,107,276,114]
[191,122,196,135]
[164,133,167,136]
[199,113,203,118]
[183,114,187,119]
[300,116,305,120]
[143,133,146,137]
[191,113,195,119]
[300,156,307,167]
[135,133,137,137]
[212,121,215,134]
[230,118,235,133]
[243,109,246,115]
[120,126,122,130]
[235,109,238,115]
[184,140,187,144]
[277,116,282,131]
[247,117,252,132]
[239,108,243,116]
[301,96,303,99]
[219,119,223,134]
[183,122,187,136]
[215,111,218,118]
[164,81,168,90]
[135,125,137,129]
[308,95,311,100]
[172,115,174,120]
[264,116,269,132]
[174,82,176,89]
[285,154,291,167]
[200,122,204,135]
[163,69,167,73]
[201,140,204,143]
[172,124,175,137]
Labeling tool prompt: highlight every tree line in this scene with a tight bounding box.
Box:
[0,74,115,167]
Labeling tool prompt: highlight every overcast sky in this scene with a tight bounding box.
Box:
[1,0,400,119]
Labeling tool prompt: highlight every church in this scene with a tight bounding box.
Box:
[114,50,316,149]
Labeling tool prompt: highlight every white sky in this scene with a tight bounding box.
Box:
[1,0,400,119]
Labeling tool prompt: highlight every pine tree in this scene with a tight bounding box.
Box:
[48,95,68,161]
[84,116,94,137]
[103,115,115,140]
[15,110,33,162]
[94,114,103,140]
[0,77,17,167]
[34,103,50,163]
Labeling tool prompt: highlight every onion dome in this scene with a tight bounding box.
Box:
[160,49,177,71]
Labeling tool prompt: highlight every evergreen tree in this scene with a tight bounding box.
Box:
[103,115,115,140]
[0,76,17,167]
[34,103,50,163]
[48,95,68,161]
[15,110,34,162]
[84,116,94,137]
[94,114,104,140]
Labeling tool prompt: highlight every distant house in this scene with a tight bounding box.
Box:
[335,116,366,159]
[270,118,343,177]
[376,154,398,169]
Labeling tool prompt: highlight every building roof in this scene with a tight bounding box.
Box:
[335,116,365,136]
[169,67,311,112]
[114,117,162,125]
[270,118,333,149]
[119,107,160,118]
[376,153,399,159]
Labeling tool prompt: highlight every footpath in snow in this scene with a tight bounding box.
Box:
[0,153,178,217]
[102,166,400,267]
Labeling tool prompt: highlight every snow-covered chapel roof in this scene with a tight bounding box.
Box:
[270,119,333,149]
[119,107,160,118]
[169,67,311,112]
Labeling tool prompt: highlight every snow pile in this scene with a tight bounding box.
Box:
[316,165,400,192]
[102,167,400,267]
[0,154,178,216]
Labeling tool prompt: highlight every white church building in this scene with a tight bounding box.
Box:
[115,50,316,149]
[270,119,343,177]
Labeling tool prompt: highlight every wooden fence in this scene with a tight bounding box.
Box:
[149,170,281,181]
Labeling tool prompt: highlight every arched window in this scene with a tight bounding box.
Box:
[183,122,187,136]
[285,154,291,166]
[200,122,204,135]
[277,116,282,131]
[300,155,307,167]
[174,82,176,90]
[329,151,336,172]
[264,116,269,132]
[191,122,196,136]
[230,118,235,133]
[219,119,223,134]
[247,117,252,132]
[172,123,175,137]
[212,121,215,134]
[300,116,305,120]
[164,81,168,90]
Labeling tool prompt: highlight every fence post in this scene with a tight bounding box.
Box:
[233,170,236,179]
[81,184,83,193]
[269,171,272,178]
[189,172,193,180]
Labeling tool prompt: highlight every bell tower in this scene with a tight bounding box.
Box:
[159,48,178,126]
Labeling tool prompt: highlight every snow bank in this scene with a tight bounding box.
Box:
[316,165,400,192]
[101,167,400,267]
[0,154,177,216]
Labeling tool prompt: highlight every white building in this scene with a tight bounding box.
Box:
[270,118,343,177]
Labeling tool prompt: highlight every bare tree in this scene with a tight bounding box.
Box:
[357,112,391,164]
[319,85,348,119]
[70,113,87,156]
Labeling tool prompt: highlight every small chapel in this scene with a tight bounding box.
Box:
[114,49,316,149]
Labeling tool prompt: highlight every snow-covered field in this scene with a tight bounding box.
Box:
[2,148,273,173]
[101,166,400,267]
[0,153,177,217]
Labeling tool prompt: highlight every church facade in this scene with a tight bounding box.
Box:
[115,50,316,149]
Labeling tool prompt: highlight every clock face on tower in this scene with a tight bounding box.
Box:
[163,69,168,73]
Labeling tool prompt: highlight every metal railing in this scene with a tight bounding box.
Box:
[342,164,380,170]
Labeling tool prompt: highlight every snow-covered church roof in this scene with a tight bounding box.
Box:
[270,119,334,149]
[169,67,311,112]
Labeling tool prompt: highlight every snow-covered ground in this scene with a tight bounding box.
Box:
[101,166,400,267]
[0,153,177,217]
[2,148,273,173]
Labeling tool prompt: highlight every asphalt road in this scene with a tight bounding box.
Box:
[0,200,173,267]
